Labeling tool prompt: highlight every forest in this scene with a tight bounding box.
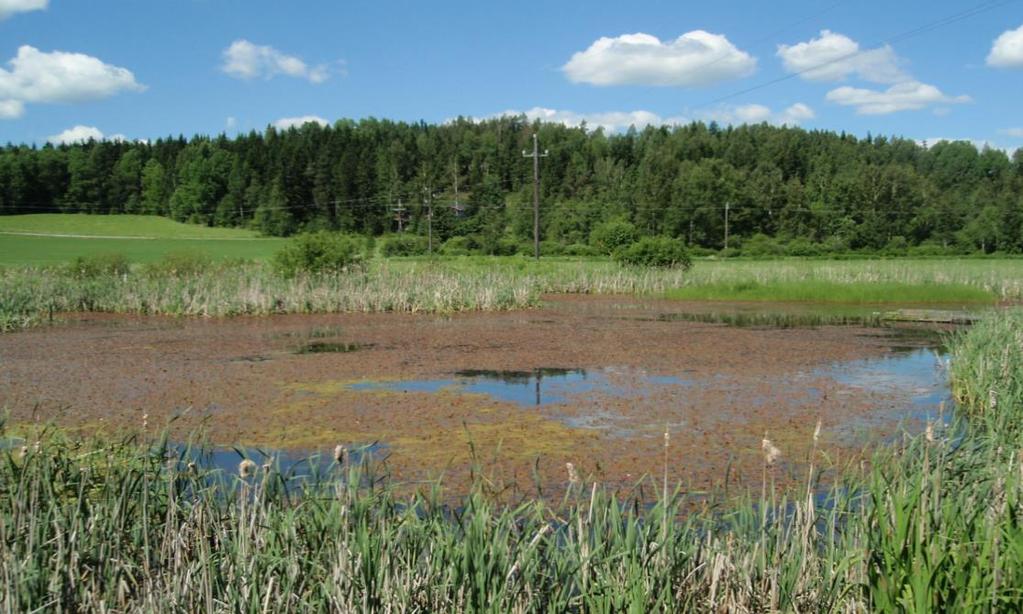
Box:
[1,116,1022,255]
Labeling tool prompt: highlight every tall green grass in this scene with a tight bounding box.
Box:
[665,280,995,304]
[4,256,1020,332]
[2,311,1023,610]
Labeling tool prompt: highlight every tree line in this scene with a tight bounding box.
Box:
[1,116,1021,254]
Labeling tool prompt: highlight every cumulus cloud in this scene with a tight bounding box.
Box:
[0,0,46,20]
[493,102,812,132]
[702,102,815,126]
[0,45,144,118]
[1001,128,1023,138]
[225,116,237,130]
[987,24,1023,68]
[272,115,329,130]
[563,31,756,87]
[918,137,1017,155]
[0,99,24,118]
[493,107,685,132]
[222,40,329,83]
[777,30,906,83]
[47,125,104,145]
[826,81,970,115]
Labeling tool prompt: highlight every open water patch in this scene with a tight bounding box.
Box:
[350,367,689,407]
[168,442,385,481]
[816,347,952,439]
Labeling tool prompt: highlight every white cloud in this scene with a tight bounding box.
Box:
[0,98,24,118]
[826,81,970,115]
[0,0,46,20]
[702,102,815,126]
[272,115,329,130]
[781,102,815,124]
[222,40,329,83]
[225,116,237,130]
[918,137,1017,155]
[494,107,685,132]
[777,30,906,83]
[987,24,1023,68]
[492,103,813,132]
[563,31,756,87]
[48,125,105,145]
[1001,128,1023,138]
[0,45,144,118]
[46,126,134,145]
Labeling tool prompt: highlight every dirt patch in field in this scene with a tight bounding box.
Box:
[0,295,949,495]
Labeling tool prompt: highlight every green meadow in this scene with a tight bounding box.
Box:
[0,214,285,265]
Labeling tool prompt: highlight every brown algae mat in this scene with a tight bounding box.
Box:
[0,295,950,495]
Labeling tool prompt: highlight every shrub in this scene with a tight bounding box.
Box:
[440,236,473,256]
[589,219,638,255]
[65,253,131,278]
[741,233,784,257]
[273,232,364,277]
[142,252,214,277]
[784,238,823,257]
[539,240,565,256]
[379,234,428,257]
[614,236,692,269]
[563,243,599,257]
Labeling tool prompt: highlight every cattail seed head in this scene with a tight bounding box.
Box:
[761,436,782,466]
[187,461,197,475]
[925,422,935,443]
[238,459,257,478]
[566,462,580,485]
[813,418,822,444]
[334,444,347,464]
[142,413,149,431]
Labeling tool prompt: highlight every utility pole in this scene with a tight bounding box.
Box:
[451,161,465,217]
[522,133,548,260]
[422,186,438,253]
[723,202,730,250]
[392,199,407,232]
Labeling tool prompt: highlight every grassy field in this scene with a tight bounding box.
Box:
[665,280,996,304]
[2,311,1022,610]
[0,214,284,265]
[2,214,1023,332]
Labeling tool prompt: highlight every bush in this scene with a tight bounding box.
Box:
[589,219,638,255]
[439,236,473,256]
[784,238,823,257]
[142,252,214,277]
[65,253,131,278]
[614,236,692,269]
[741,233,784,257]
[273,232,365,277]
[379,234,428,257]
[563,243,600,257]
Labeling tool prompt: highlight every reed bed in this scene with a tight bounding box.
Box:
[2,311,1023,610]
[3,257,1019,333]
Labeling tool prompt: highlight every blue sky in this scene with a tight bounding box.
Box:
[1,0,1021,150]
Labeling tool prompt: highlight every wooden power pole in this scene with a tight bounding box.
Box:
[522,133,548,260]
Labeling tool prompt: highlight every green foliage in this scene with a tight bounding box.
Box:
[379,234,428,257]
[3,119,1021,255]
[141,252,215,277]
[440,236,473,256]
[615,236,692,269]
[65,253,131,278]
[589,218,638,255]
[273,232,365,276]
